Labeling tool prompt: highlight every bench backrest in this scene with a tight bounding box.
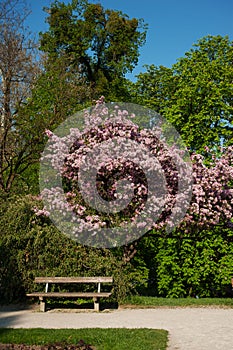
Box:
[34,277,113,284]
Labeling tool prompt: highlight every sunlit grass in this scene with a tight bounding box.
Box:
[122,296,233,308]
[0,328,168,350]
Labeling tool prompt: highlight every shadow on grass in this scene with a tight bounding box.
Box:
[45,299,119,312]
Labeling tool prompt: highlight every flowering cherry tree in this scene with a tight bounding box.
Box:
[38,97,233,252]
[183,148,233,232]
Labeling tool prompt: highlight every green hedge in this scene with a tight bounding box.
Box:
[0,195,140,303]
[0,195,233,302]
[135,230,233,298]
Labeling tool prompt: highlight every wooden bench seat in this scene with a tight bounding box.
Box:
[26,276,113,312]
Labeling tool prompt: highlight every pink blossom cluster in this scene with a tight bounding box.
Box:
[182,147,233,230]
[38,98,233,246]
[61,108,188,234]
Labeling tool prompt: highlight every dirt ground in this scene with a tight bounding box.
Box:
[0,342,94,350]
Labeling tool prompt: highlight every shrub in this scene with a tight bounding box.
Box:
[0,195,139,303]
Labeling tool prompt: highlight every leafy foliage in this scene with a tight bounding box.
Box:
[134,35,233,153]
[134,228,233,298]
[39,0,147,100]
[0,2,232,301]
[0,195,143,303]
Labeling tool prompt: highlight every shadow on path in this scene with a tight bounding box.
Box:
[0,304,34,331]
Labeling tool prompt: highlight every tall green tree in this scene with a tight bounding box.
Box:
[39,0,147,101]
[134,35,233,153]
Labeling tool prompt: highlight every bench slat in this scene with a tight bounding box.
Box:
[34,277,113,284]
[26,292,112,298]
[27,276,113,312]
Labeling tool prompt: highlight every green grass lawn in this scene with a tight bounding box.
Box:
[122,296,233,308]
[0,328,168,350]
[44,295,233,311]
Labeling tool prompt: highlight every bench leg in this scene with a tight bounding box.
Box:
[39,296,46,312]
[93,297,99,312]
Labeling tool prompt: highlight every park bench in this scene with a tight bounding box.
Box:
[26,276,113,312]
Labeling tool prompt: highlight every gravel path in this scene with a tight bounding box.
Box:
[0,306,233,350]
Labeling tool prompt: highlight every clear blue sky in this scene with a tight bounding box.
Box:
[27,0,233,79]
